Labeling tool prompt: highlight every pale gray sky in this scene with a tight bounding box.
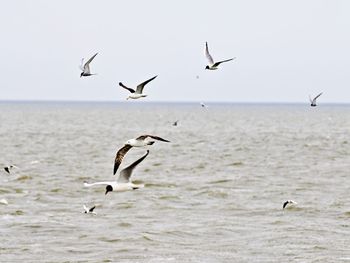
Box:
[1,0,350,103]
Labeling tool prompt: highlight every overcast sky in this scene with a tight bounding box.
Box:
[1,1,350,103]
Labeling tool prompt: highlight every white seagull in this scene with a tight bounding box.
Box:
[283,200,297,209]
[113,135,170,174]
[82,205,96,215]
[309,92,323,107]
[80,53,98,77]
[119,75,157,100]
[85,150,149,195]
[205,42,235,70]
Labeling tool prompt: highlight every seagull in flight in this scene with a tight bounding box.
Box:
[200,102,208,108]
[309,92,323,107]
[172,120,179,126]
[3,165,18,174]
[84,150,149,195]
[80,53,98,77]
[119,75,157,100]
[113,135,170,175]
[205,42,235,70]
[283,200,297,209]
[82,205,96,215]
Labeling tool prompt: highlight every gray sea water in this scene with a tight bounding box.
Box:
[0,101,349,262]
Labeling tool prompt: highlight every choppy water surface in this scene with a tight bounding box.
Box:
[0,102,349,262]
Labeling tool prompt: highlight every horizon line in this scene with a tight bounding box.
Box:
[0,99,349,105]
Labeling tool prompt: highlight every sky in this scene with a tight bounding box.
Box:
[1,0,350,103]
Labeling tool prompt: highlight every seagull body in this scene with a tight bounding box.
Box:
[113,135,170,174]
[83,205,96,215]
[80,53,98,77]
[205,42,235,70]
[119,75,157,100]
[309,92,323,107]
[283,200,297,209]
[85,150,149,195]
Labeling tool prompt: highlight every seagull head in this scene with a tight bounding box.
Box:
[105,185,113,195]
[125,140,132,145]
[205,65,210,70]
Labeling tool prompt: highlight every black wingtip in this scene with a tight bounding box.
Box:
[113,165,118,175]
[283,201,288,209]
[4,167,10,174]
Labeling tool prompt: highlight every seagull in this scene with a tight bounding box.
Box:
[85,150,149,195]
[205,42,235,70]
[172,120,179,126]
[80,53,98,77]
[3,165,18,174]
[309,92,323,107]
[283,200,297,209]
[119,75,157,100]
[113,135,170,174]
[82,205,96,215]
[200,102,208,108]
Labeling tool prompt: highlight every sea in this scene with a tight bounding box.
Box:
[0,101,349,262]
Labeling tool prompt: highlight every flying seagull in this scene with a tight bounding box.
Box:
[309,92,323,107]
[200,102,208,108]
[84,150,149,195]
[172,120,179,126]
[283,200,297,209]
[80,53,98,77]
[3,165,18,174]
[205,42,235,70]
[119,75,157,100]
[82,205,96,215]
[113,135,170,175]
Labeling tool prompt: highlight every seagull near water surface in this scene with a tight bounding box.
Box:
[113,135,170,175]
[83,205,96,215]
[309,92,323,107]
[80,53,98,77]
[119,75,158,100]
[283,200,297,209]
[84,150,149,195]
[205,42,236,70]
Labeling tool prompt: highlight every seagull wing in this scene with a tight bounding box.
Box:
[83,205,88,212]
[135,75,158,94]
[79,58,85,71]
[114,144,133,175]
[118,150,149,183]
[83,53,98,71]
[4,167,10,174]
[205,42,214,65]
[309,95,313,103]
[313,92,323,101]
[136,135,170,142]
[119,82,135,93]
[283,201,289,209]
[89,206,96,212]
[212,57,235,68]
